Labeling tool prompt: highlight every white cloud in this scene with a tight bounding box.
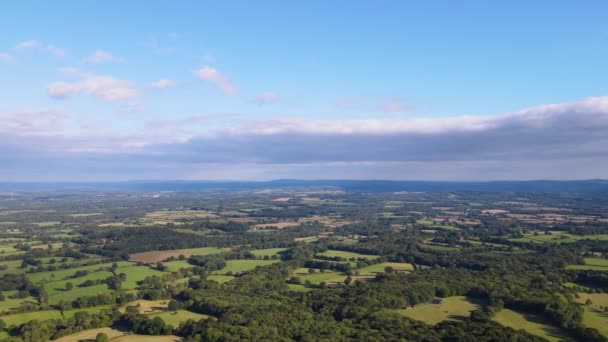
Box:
[46,82,84,99]
[194,66,237,95]
[0,52,14,63]
[47,72,139,101]
[82,50,125,64]
[46,45,66,57]
[14,40,41,50]
[149,79,176,89]
[377,99,409,113]
[252,92,279,105]
[14,40,66,57]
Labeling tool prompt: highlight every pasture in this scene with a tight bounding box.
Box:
[396,296,482,325]
[214,259,281,275]
[149,310,210,326]
[492,308,573,341]
[316,250,378,260]
[249,248,286,258]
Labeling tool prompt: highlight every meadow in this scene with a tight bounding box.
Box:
[396,296,482,325]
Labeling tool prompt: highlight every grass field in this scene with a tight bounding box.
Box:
[317,250,378,260]
[0,290,37,313]
[396,296,482,325]
[179,247,230,255]
[293,269,339,284]
[0,305,112,327]
[120,265,167,289]
[287,284,312,292]
[163,259,194,272]
[492,308,573,341]
[510,234,608,245]
[149,310,210,326]
[356,262,414,275]
[574,292,608,337]
[249,248,286,258]
[566,258,608,270]
[214,259,281,275]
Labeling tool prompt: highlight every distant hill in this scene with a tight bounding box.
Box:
[1,179,608,194]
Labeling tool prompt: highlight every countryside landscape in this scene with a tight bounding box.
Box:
[0,181,606,341]
[3,1,608,341]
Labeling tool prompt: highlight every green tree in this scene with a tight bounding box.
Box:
[96,332,109,342]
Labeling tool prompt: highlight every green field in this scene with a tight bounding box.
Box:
[0,305,112,327]
[149,310,210,326]
[293,269,339,284]
[249,248,286,258]
[396,296,482,325]
[567,258,608,270]
[317,250,378,260]
[287,284,312,292]
[574,293,608,338]
[179,247,231,255]
[120,265,168,289]
[214,259,281,275]
[0,290,37,313]
[492,308,573,341]
[163,259,194,272]
[356,262,414,275]
[511,234,608,245]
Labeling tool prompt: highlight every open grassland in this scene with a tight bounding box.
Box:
[27,261,133,283]
[0,290,37,313]
[179,247,230,256]
[510,233,608,245]
[214,259,281,274]
[396,296,482,325]
[292,268,339,284]
[149,310,210,326]
[287,284,312,292]
[492,308,574,341]
[249,248,286,258]
[120,265,167,289]
[163,259,193,272]
[356,262,414,275]
[317,250,378,260]
[574,292,608,336]
[0,305,112,327]
[567,257,608,270]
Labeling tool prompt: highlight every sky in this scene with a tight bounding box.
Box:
[1,1,608,181]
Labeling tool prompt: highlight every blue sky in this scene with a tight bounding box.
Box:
[1,1,608,181]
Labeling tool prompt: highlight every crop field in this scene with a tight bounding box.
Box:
[396,296,482,325]
[214,259,281,275]
[492,309,573,341]
[316,250,378,260]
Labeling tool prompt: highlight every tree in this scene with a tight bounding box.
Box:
[96,332,109,342]
[344,276,352,286]
[66,282,74,291]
